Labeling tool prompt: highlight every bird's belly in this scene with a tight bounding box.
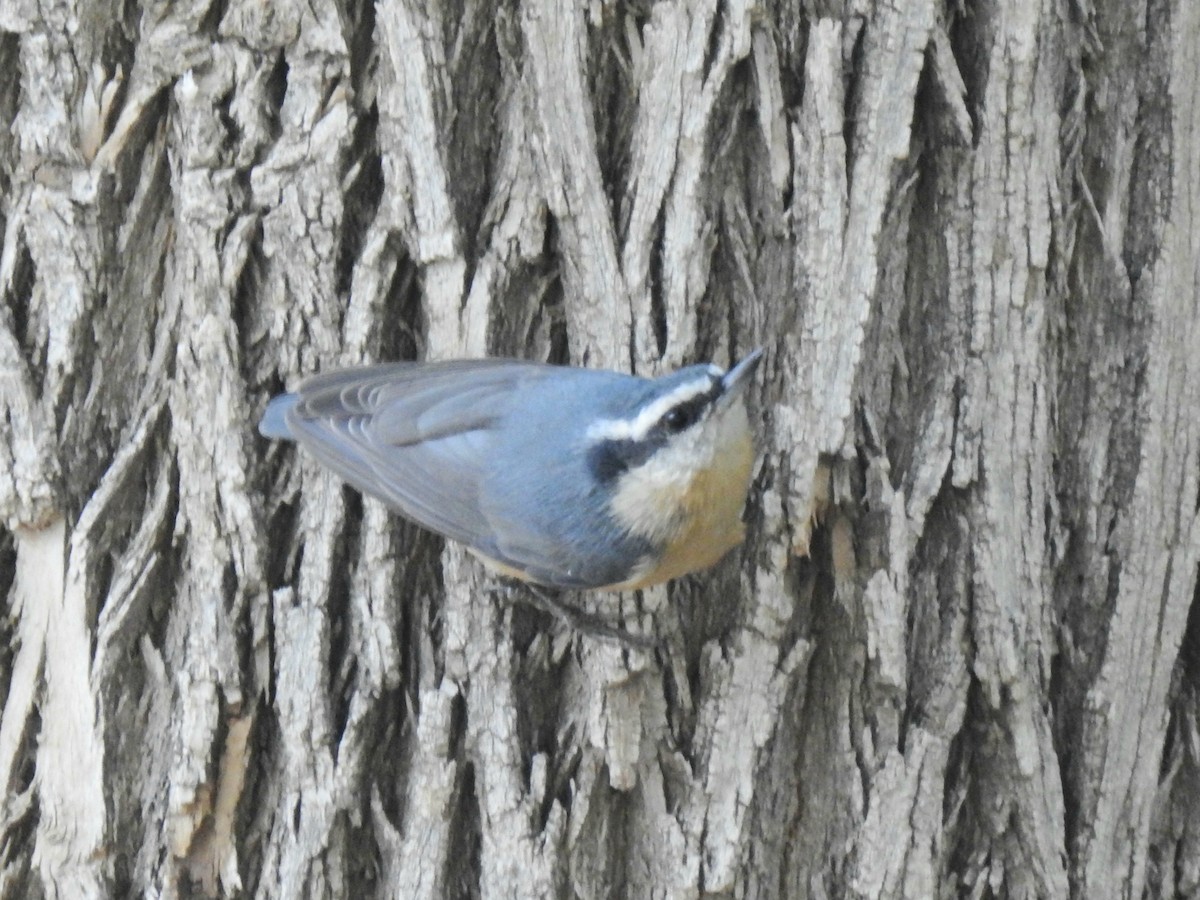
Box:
[467,547,540,583]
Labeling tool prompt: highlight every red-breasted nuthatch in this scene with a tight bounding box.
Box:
[259,349,763,591]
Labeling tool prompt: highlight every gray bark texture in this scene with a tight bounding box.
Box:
[0,0,1198,897]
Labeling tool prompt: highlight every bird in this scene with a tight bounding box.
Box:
[259,349,763,592]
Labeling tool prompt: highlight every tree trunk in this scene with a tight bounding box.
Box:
[1,0,1198,897]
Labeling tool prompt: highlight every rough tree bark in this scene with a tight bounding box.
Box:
[1,0,1198,898]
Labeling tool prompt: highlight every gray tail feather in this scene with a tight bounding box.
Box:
[259,394,298,439]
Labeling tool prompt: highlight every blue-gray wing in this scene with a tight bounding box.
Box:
[265,360,557,555]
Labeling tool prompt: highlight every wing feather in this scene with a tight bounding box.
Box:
[281,361,556,552]
[270,359,654,589]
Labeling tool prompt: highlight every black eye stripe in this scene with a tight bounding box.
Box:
[588,438,656,483]
[658,386,719,433]
[662,406,693,432]
[587,379,722,483]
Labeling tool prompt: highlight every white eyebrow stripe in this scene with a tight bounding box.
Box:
[586,376,718,442]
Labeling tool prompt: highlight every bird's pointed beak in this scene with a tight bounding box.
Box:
[720,348,764,396]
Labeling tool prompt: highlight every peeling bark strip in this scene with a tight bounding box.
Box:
[20,520,106,897]
[1,0,1198,897]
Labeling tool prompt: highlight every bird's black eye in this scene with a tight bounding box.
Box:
[662,405,697,433]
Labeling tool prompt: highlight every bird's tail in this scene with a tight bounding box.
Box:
[258,394,299,440]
